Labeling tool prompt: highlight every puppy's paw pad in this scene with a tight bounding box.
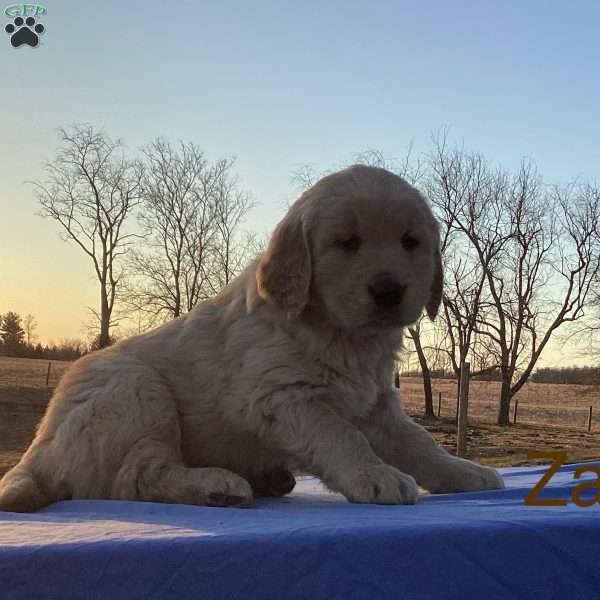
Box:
[346,464,418,505]
[202,468,254,507]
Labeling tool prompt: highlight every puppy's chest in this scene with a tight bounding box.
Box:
[316,361,382,418]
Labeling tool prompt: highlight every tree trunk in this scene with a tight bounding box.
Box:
[497,367,512,426]
[411,328,435,418]
[99,286,111,349]
[422,369,434,418]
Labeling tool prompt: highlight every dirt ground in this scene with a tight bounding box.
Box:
[0,357,599,478]
[412,415,600,467]
[0,385,49,477]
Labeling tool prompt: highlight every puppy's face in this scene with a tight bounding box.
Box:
[257,165,442,330]
[308,192,438,329]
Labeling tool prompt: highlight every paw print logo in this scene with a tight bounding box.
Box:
[5,16,45,47]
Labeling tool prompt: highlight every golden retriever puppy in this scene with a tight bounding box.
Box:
[0,165,503,512]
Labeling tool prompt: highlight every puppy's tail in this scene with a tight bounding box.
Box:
[0,464,50,513]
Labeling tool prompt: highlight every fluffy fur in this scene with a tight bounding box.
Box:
[0,165,503,511]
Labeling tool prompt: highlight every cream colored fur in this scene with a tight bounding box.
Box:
[0,165,503,512]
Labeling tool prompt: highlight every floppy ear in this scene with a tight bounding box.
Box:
[256,208,311,317]
[426,248,443,320]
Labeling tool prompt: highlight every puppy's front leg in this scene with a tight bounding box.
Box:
[354,390,504,493]
[262,392,419,504]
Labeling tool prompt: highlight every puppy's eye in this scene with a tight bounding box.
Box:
[335,236,361,253]
[401,233,419,251]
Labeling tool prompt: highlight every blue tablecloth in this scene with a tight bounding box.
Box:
[1,462,599,599]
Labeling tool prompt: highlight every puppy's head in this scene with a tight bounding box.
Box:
[256,165,442,329]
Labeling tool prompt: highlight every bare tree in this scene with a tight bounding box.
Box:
[565,189,600,355]
[293,145,424,191]
[429,135,600,424]
[124,139,220,324]
[205,163,256,294]
[291,162,324,192]
[23,314,38,346]
[425,137,508,394]
[125,143,256,326]
[355,144,424,186]
[471,162,555,424]
[34,124,143,348]
[477,173,600,424]
[589,277,600,353]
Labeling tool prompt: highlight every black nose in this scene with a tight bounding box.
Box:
[368,276,406,309]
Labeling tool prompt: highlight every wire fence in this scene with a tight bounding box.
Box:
[400,376,600,431]
[1,357,599,431]
[0,357,70,390]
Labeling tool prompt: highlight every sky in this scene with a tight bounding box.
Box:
[1,0,599,364]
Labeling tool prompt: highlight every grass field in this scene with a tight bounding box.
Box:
[0,356,598,478]
[400,376,600,430]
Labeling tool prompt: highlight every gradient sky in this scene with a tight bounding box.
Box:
[1,1,599,364]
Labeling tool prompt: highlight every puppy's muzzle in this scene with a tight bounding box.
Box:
[368,275,406,309]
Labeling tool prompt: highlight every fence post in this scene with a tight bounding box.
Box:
[589,406,593,432]
[455,386,459,425]
[457,362,470,457]
[437,391,442,417]
[513,395,519,425]
[45,361,52,401]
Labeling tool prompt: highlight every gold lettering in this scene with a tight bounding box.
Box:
[571,465,600,508]
[524,451,568,507]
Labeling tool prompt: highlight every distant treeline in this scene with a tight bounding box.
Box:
[530,366,600,386]
[0,311,86,361]
[1,341,85,361]
[401,366,600,386]
[400,368,508,381]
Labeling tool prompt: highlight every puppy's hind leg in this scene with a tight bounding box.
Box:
[249,467,296,498]
[113,379,253,506]
[106,377,253,507]
[112,440,254,507]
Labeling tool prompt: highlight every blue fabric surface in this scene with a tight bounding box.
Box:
[1,462,599,600]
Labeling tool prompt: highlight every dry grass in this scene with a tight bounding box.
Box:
[0,357,598,479]
[401,376,600,430]
[0,356,72,477]
[0,356,71,390]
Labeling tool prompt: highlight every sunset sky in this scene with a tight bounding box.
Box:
[2,0,599,365]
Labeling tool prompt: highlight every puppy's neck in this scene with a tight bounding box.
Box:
[244,260,403,379]
[284,305,404,378]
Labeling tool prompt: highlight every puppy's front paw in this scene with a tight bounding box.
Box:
[203,469,254,507]
[343,464,419,505]
[429,459,504,493]
[476,465,505,490]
